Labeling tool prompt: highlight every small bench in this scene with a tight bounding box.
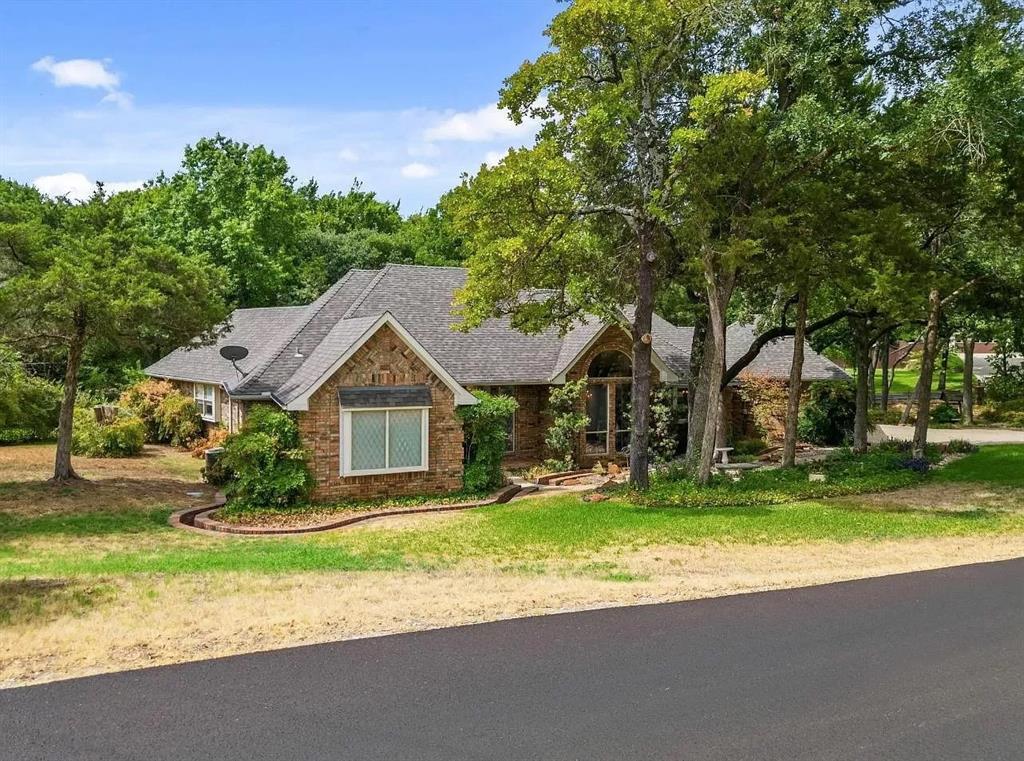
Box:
[713,447,734,465]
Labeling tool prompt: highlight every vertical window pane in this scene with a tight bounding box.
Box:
[388,410,423,469]
[351,411,387,471]
[615,382,631,452]
[586,384,608,454]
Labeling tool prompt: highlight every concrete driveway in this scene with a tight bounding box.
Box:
[2,559,1024,761]
[875,424,1024,445]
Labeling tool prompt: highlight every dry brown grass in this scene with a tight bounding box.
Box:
[4,534,1024,688]
[832,481,1024,513]
[0,444,210,517]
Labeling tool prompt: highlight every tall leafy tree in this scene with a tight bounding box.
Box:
[129,134,304,308]
[0,186,226,481]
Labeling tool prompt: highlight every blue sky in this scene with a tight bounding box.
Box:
[0,0,558,211]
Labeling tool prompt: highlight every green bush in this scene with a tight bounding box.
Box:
[636,447,929,509]
[119,379,177,443]
[0,345,62,442]
[931,402,960,425]
[797,381,857,445]
[154,392,203,447]
[544,379,590,471]
[983,366,1024,402]
[945,439,979,454]
[458,390,518,492]
[976,399,1024,428]
[71,408,146,457]
[649,387,682,464]
[221,406,313,510]
[201,448,233,486]
[0,427,38,445]
[732,437,768,456]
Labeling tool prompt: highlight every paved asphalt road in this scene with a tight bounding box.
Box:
[3,559,1023,761]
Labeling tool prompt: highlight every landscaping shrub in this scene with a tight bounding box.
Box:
[634,447,930,509]
[0,345,62,443]
[736,375,788,443]
[221,406,313,510]
[900,456,930,473]
[930,402,960,425]
[732,437,768,457]
[201,448,233,486]
[983,366,1024,402]
[118,379,176,442]
[797,381,856,445]
[977,399,1024,428]
[458,390,518,491]
[70,408,145,457]
[945,439,979,454]
[153,392,203,447]
[189,426,229,457]
[649,387,682,464]
[544,378,589,471]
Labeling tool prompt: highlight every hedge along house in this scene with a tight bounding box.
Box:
[146,265,847,500]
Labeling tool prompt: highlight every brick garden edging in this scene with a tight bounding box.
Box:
[168,483,524,536]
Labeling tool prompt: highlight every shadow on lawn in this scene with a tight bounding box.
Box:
[0,578,115,626]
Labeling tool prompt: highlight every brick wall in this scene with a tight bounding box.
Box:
[297,324,464,502]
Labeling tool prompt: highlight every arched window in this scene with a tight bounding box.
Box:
[587,350,631,378]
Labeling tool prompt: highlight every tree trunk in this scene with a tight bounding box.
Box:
[962,337,975,425]
[880,332,890,412]
[685,304,708,455]
[897,371,922,425]
[695,252,734,485]
[851,319,872,453]
[53,323,86,482]
[628,241,656,490]
[912,288,942,458]
[782,290,808,467]
[937,338,950,400]
[868,346,878,408]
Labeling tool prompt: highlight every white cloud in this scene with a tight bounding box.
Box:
[31,56,133,109]
[100,91,134,109]
[400,162,438,179]
[32,172,144,201]
[31,56,120,90]
[424,102,538,142]
[484,150,505,167]
[337,147,359,162]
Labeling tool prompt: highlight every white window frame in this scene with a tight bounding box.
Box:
[340,406,429,477]
[193,383,217,422]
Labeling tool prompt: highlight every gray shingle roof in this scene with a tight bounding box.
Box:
[146,264,849,404]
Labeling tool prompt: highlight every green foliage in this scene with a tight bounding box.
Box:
[221,406,313,510]
[649,387,681,464]
[70,408,145,458]
[976,399,1024,428]
[984,366,1024,402]
[201,449,233,487]
[458,390,518,491]
[118,379,177,443]
[798,382,857,445]
[543,379,589,471]
[153,393,203,447]
[930,402,960,425]
[945,439,979,454]
[732,437,768,457]
[637,448,930,510]
[0,345,61,441]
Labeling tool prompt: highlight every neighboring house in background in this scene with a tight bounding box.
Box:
[147,265,847,500]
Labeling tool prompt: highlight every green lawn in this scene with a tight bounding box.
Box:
[2,445,1023,579]
[875,368,964,395]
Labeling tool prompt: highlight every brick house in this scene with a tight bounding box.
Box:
[147,265,847,500]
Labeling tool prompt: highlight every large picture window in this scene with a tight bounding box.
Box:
[193,383,216,422]
[342,407,429,476]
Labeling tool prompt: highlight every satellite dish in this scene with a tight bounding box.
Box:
[220,345,249,379]
[219,346,249,362]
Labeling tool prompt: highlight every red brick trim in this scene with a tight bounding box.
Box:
[169,483,522,536]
